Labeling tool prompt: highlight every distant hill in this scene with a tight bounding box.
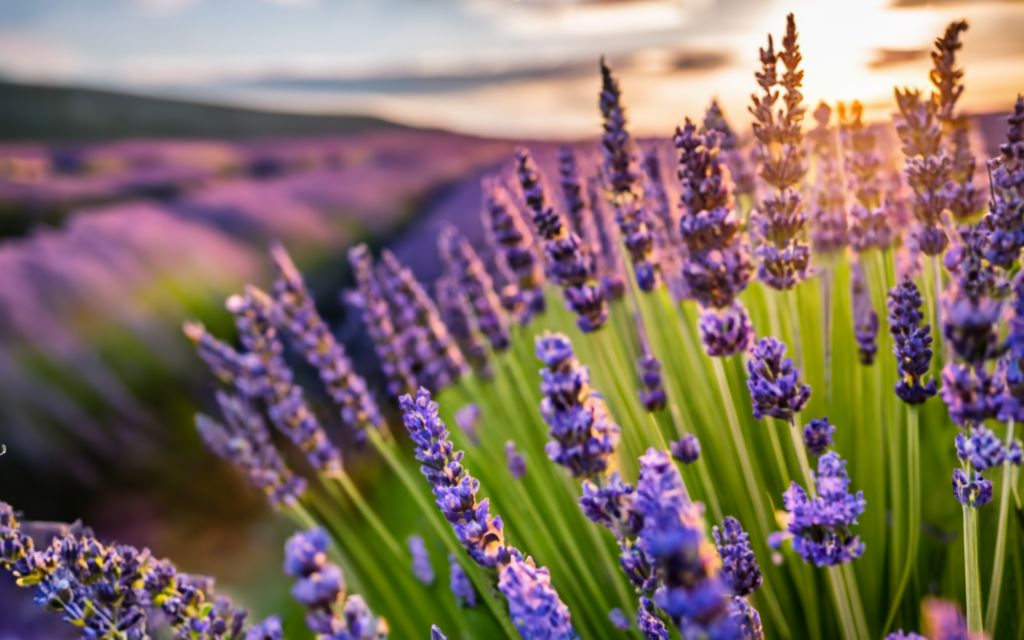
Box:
[0,81,401,141]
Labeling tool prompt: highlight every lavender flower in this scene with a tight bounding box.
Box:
[378,249,467,391]
[579,472,639,537]
[505,440,527,480]
[247,617,284,640]
[851,260,879,365]
[498,554,577,640]
[802,418,835,456]
[885,632,926,640]
[430,625,446,640]
[952,468,993,508]
[436,274,493,379]
[536,332,620,477]
[637,597,669,640]
[642,146,686,299]
[637,353,667,412]
[893,87,950,256]
[807,102,849,253]
[634,449,733,629]
[932,20,980,223]
[515,148,608,332]
[183,320,254,388]
[588,174,627,300]
[955,426,1006,471]
[1,502,256,639]
[448,554,476,608]
[348,244,417,399]
[557,147,595,253]
[671,434,701,465]
[749,14,811,290]
[712,516,762,597]
[196,392,307,508]
[729,597,765,640]
[941,363,1002,427]
[703,99,756,198]
[400,389,509,568]
[438,225,511,352]
[408,535,435,586]
[609,608,630,630]
[838,101,894,253]
[781,451,866,566]
[226,287,343,474]
[922,597,971,640]
[746,337,811,422]
[699,304,755,357]
[269,242,382,435]
[599,58,659,291]
[454,403,481,446]
[887,279,937,404]
[482,179,546,320]
[941,282,1002,367]
[981,96,1024,268]
[283,528,388,639]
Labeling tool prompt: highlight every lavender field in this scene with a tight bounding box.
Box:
[3,2,1024,640]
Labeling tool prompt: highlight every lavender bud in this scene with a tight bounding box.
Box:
[498,554,577,640]
[887,279,937,404]
[952,468,993,508]
[802,418,835,456]
[505,440,527,480]
[670,434,701,465]
[408,535,434,586]
[746,337,811,422]
[712,516,763,597]
[448,554,476,608]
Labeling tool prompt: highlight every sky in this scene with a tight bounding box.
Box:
[0,0,1022,138]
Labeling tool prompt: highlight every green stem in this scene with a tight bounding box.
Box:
[963,491,984,634]
[985,418,1016,633]
[883,406,920,633]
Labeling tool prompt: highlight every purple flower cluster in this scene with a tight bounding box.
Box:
[981,96,1024,268]
[269,242,382,434]
[482,179,546,321]
[588,174,627,301]
[703,99,756,198]
[1,501,256,639]
[608,608,630,630]
[932,21,980,223]
[636,597,669,640]
[802,418,835,456]
[599,58,659,292]
[673,119,755,355]
[515,148,608,332]
[408,535,435,586]
[952,468,993,509]
[436,274,493,380]
[505,440,527,480]
[749,14,811,290]
[850,260,879,365]
[633,449,737,633]
[887,279,937,404]
[643,147,687,300]
[348,244,417,399]
[448,554,477,608]
[637,353,667,412]
[807,102,849,254]
[225,288,343,474]
[746,337,811,422]
[377,249,467,391]
[940,363,1001,427]
[536,332,620,477]
[400,389,509,568]
[780,451,866,566]
[954,426,1007,471]
[438,225,511,352]
[838,101,894,253]
[196,392,307,508]
[283,528,388,639]
[670,434,701,465]
[712,516,762,597]
[498,554,578,640]
[893,87,950,256]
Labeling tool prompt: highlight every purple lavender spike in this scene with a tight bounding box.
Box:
[348,244,417,399]
[435,274,493,379]
[893,88,950,256]
[226,287,343,474]
[482,179,546,321]
[838,101,895,253]
[850,260,879,365]
[438,225,511,352]
[807,101,849,254]
[498,554,577,640]
[588,173,627,300]
[703,99,756,199]
[981,96,1024,268]
[746,337,811,422]
[269,242,383,435]
[712,516,762,597]
[952,468,993,508]
[408,535,435,586]
[887,279,937,404]
[670,434,701,465]
[448,554,477,608]
[535,332,620,478]
[749,14,811,289]
[197,392,306,508]
[780,451,866,566]
[505,440,527,480]
[641,146,686,299]
[599,58,660,292]
[377,248,467,391]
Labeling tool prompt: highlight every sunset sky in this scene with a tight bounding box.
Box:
[1,0,1022,137]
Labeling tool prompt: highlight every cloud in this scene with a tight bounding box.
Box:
[129,0,202,15]
[0,31,85,79]
[867,47,928,69]
[261,0,319,6]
